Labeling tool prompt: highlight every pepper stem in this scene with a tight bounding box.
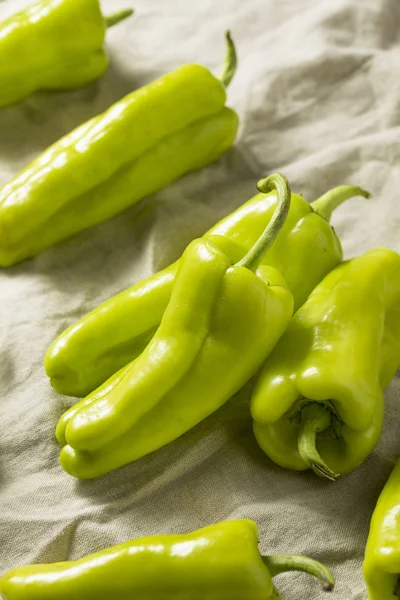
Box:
[236,173,291,272]
[219,31,238,88]
[298,403,339,481]
[310,185,371,222]
[394,577,400,598]
[262,554,335,592]
[104,8,134,29]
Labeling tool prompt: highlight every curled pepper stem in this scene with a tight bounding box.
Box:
[311,185,371,222]
[262,554,335,592]
[219,31,238,88]
[104,8,134,29]
[298,403,339,481]
[236,173,291,272]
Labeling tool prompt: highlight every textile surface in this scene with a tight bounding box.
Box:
[0,0,399,598]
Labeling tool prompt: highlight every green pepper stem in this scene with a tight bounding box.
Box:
[219,31,238,88]
[236,173,291,272]
[104,8,134,28]
[262,554,335,592]
[310,185,371,222]
[298,403,339,481]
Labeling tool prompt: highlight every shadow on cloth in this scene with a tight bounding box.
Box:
[14,147,254,299]
[0,57,142,163]
[63,382,255,503]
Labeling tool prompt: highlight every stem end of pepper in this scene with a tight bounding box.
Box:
[104,8,134,29]
[219,30,238,88]
[298,403,340,482]
[311,185,372,222]
[310,461,338,482]
[262,554,335,593]
[236,173,291,271]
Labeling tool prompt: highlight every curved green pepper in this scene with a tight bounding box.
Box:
[0,33,238,267]
[364,459,400,600]
[56,173,294,478]
[0,520,335,599]
[251,248,400,480]
[45,183,369,397]
[0,0,133,109]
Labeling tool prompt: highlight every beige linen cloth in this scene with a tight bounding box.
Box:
[0,0,399,598]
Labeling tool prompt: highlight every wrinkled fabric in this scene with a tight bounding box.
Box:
[0,1,399,598]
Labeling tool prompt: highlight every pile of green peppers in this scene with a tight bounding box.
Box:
[0,0,399,598]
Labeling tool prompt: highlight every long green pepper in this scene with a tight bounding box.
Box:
[0,0,133,108]
[56,174,294,479]
[0,521,335,599]
[0,32,238,267]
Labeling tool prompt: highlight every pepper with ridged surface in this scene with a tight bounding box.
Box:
[251,247,400,480]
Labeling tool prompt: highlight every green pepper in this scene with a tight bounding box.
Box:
[251,248,400,480]
[0,519,335,599]
[0,0,133,109]
[0,32,238,267]
[55,173,294,479]
[45,183,369,397]
[364,459,400,600]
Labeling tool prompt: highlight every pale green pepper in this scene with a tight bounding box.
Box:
[0,520,335,600]
[364,459,400,600]
[56,174,294,479]
[252,248,400,480]
[0,0,133,108]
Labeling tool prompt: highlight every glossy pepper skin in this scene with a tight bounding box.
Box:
[0,33,238,267]
[55,174,294,479]
[251,248,400,481]
[0,0,133,109]
[0,520,335,599]
[364,459,400,600]
[45,184,369,398]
